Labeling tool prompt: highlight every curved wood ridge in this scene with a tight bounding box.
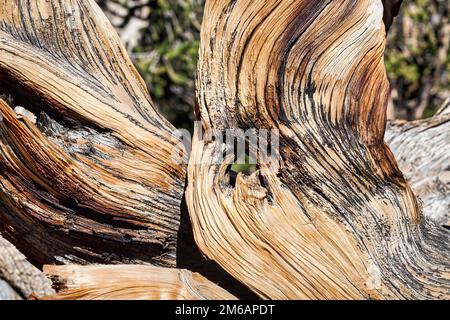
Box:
[187,0,449,299]
[0,0,186,266]
[43,264,237,300]
[386,102,450,227]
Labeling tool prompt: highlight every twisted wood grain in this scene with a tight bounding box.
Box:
[187,0,449,299]
[0,0,186,266]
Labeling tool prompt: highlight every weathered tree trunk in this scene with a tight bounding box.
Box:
[386,101,450,227]
[0,0,448,300]
[186,0,449,299]
[0,0,186,267]
[0,234,54,299]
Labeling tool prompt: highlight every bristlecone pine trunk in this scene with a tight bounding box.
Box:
[0,0,448,300]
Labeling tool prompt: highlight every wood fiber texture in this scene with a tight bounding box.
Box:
[0,0,187,267]
[0,0,448,301]
[186,0,449,299]
[43,264,236,300]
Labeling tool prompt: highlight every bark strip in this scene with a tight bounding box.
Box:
[0,234,54,299]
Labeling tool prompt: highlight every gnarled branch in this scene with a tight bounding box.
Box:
[0,0,186,267]
[0,0,448,301]
[386,101,450,227]
[186,0,449,299]
[43,264,236,300]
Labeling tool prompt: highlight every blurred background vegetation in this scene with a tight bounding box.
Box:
[96,0,449,131]
[385,0,449,119]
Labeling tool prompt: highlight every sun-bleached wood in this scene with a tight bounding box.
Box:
[0,0,448,301]
[0,234,54,299]
[187,0,449,299]
[43,264,236,300]
[0,0,186,267]
[386,101,450,227]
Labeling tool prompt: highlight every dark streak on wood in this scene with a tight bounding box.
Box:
[0,0,187,267]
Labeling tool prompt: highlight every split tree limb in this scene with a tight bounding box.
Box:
[0,0,448,301]
[0,0,238,300]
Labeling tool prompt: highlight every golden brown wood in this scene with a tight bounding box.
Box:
[0,0,448,301]
[0,0,187,267]
[186,0,449,299]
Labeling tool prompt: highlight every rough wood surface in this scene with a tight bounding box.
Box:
[386,101,450,227]
[0,234,54,299]
[0,0,448,301]
[0,0,186,267]
[187,0,449,299]
[43,264,236,300]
